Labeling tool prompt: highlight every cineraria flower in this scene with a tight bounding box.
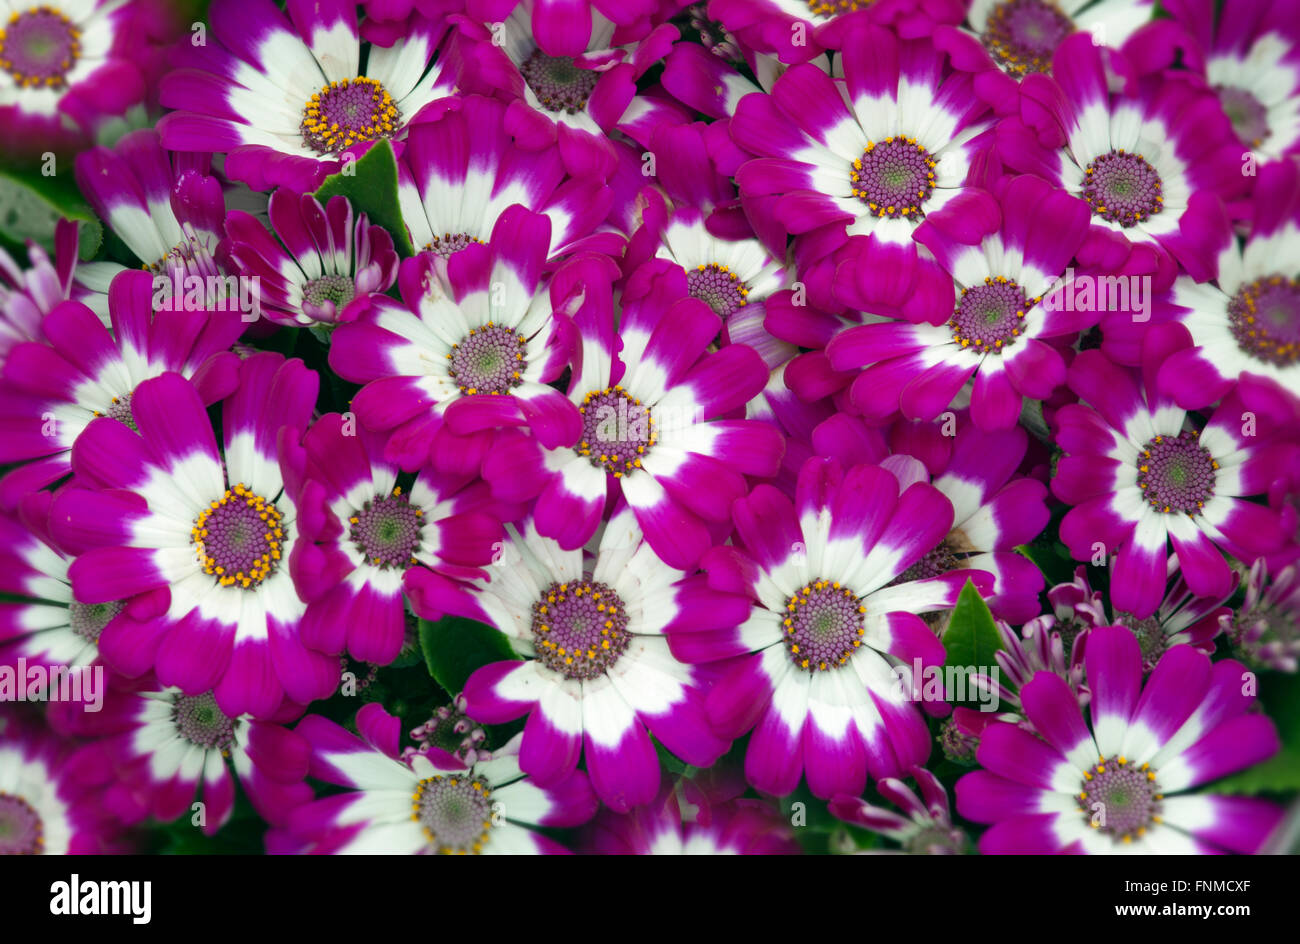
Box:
[824,176,1095,431]
[0,219,78,362]
[1225,558,1300,673]
[1167,0,1300,161]
[289,412,506,666]
[50,684,313,836]
[0,494,123,674]
[677,456,995,799]
[956,626,1283,853]
[972,614,1086,711]
[481,258,782,569]
[403,694,487,763]
[74,129,238,302]
[1054,339,1294,618]
[0,0,154,152]
[51,355,339,718]
[731,21,996,297]
[0,269,243,503]
[1112,160,1300,419]
[585,775,801,854]
[459,5,684,177]
[0,711,127,853]
[281,704,597,853]
[942,0,1155,80]
[457,508,735,811]
[998,33,1245,280]
[226,191,398,327]
[329,207,589,478]
[157,0,459,191]
[396,93,616,261]
[830,765,968,854]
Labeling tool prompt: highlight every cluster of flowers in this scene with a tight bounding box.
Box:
[1,0,1298,856]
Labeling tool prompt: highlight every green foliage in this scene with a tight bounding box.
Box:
[0,166,101,261]
[419,616,519,696]
[312,140,414,258]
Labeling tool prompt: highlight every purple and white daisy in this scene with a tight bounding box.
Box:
[998,33,1245,280]
[396,93,616,261]
[825,175,1095,430]
[456,507,735,812]
[50,683,313,836]
[677,456,995,799]
[51,354,340,718]
[0,0,153,152]
[1225,558,1300,672]
[459,4,684,178]
[281,703,596,854]
[226,190,398,327]
[289,412,506,666]
[730,21,996,303]
[329,207,588,479]
[1167,0,1300,161]
[481,258,782,569]
[0,219,79,363]
[0,710,127,854]
[157,0,459,191]
[955,625,1284,853]
[830,764,968,854]
[0,269,243,504]
[1053,338,1295,619]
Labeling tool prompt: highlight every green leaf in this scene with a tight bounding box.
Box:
[0,166,101,261]
[312,139,414,258]
[418,616,518,695]
[940,579,1003,708]
[1211,672,1300,795]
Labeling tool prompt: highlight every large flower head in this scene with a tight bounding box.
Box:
[329,206,587,479]
[956,626,1283,853]
[0,269,244,504]
[280,703,597,853]
[1053,335,1297,619]
[457,508,736,811]
[481,257,783,570]
[157,0,459,191]
[999,33,1246,280]
[676,456,995,799]
[289,412,507,666]
[51,354,339,719]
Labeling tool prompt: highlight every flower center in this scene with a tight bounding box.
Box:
[783,580,866,672]
[349,489,424,569]
[447,323,527,396]
[688,263,749,318]
[576,386,654,477]
[0,6,81,90]
[1081,150,1164,227]
[172,691,237,752]
[1227,275,1300,367]
[192,483,285,588]
[412,775,493,854]
[1136,431,1217,514]
[981,0,1073,77]
[68,599,124,644]
[805,0,873,17]
[520,51,598,114]
[939,716,979,764]
[850,137,937,219]
[893,540,962,584]
[1113,611,1167,672]
[91,391,137,431]
[423,233,483,258]
[300,76,401,157]
[688,4,737,58]
[531,579,631,680]
[303,275,355,312]
[1078,756,1163,843]
[412,702,486,760]
[949,278,1035,354]
[0,792,43,854]
[1218,85,1270,149]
